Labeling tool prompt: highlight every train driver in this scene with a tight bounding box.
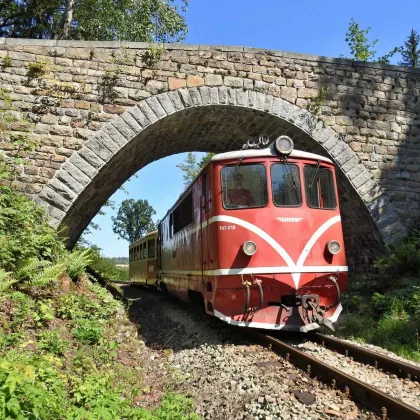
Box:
[228,172,255,206]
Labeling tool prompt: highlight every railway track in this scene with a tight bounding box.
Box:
[308,332,420,381]
[249,331,420,420]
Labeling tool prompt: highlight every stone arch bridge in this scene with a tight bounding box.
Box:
[1,38,420,269]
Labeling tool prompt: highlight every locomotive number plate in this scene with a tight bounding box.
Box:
[219,225,236,231]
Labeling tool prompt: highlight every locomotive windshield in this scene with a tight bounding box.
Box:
[271,163,302,206]
[304,166,337,209]
[221,164,268,209]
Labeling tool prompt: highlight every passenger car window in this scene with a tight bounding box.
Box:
[148,239,155,258]
[304,165,337,209]
[221,164,268,209]
[271,163,302,207]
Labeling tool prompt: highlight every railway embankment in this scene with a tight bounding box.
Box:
[335,228,420,363]
[0,184,197,418]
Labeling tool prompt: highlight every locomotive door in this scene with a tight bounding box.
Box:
[201,171,213,294]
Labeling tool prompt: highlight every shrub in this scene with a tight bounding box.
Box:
[0,187,66,273]
[37,330,68,355]
[56,287,120,321]
[72,319,104,344]
[0,352,68,419]
[374,229,420,277]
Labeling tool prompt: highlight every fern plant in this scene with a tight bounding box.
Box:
[14,258,66,288]
[67,249,92,280]
[0,268,17,292]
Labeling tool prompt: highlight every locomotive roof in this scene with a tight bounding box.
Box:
[211,148,333,164]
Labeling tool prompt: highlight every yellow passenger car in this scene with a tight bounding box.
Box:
[129,230,158,285]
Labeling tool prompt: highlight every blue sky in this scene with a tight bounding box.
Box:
[84,0,418,257]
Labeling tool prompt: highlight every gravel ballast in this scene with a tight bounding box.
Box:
[121,285,378,419]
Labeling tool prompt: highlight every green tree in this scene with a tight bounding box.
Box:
[341,18,400,64]
[112,199,156,243]
[177,152,215,188]
[399,29,420,68]
[0,0,188,42]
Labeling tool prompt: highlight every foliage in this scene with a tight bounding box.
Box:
[37,330,68,355]
[112,199,157,244]
[56,284,119,320]
[72,318,104,344]
[177,152,216,188]
[341,18,401,64]
[0,353,69,419]
[88,246,130,282]
[0,186,67,273]
[0,282,198,418]
[373,228,420,277]
[338,230,420,361]
[0,159,197,419]
[27,60,49,79]
[2,55,12,67]
[66,248,92,280]
[0,0,188,42]
[308,86,329,114]
[399,29,420,68]
[104,256,129,265]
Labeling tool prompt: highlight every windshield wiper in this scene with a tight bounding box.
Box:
[282,156,300,203]
[309,160,321,189]
[234,157,244,168]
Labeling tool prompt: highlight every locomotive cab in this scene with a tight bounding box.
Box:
[206,137,347,332]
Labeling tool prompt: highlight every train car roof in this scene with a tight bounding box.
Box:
[129,230,158,247]
[211,148,333,164]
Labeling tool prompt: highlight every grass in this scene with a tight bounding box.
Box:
[336,230,420,362]
[0,279,199,419]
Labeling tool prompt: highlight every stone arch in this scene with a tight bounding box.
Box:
[36,87,404,268]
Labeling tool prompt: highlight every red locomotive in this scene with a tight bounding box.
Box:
[129,136,347,332]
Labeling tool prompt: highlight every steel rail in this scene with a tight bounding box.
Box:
[309,332,420,381]
[249,331,420,420]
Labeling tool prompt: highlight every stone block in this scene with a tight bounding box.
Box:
[205,74,223,86]
[167,90,185,111]
[62,161,91,186]
[39,186,71,211]
[177,88,193,108]
[187,75,204,88]
[224,76,243,88]
[41,115,59,125]
[50,125,73,136]
[146,96,167,119]
[120,111,142,132]
[168,77,186,90]
[280,86,297,103]
[146,79,167,95]
[78,146,105,169]
[137,101,159,123]
[86,137,114,162]
[49,177,77,201]
[103,104,125,114]
[69,153,98,178]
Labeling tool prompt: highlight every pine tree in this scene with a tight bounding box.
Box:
[399,29,420,68]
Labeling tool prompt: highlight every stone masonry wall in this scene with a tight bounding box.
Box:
[1,38,420,267]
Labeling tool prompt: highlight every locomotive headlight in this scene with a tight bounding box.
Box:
[243,241,257,256]
[327,240,341,255]
[275,135,294,155]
